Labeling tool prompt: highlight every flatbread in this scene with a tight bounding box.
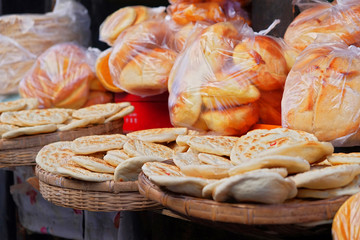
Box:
[35,141,75,173]
[126,127,188,143]
[176,134,192,146]
[0,111,25,126]
[229,155,310,176]
[327,152,360,165]
[24,98,39,110]
[70,155,115,173]
[123,139,174,159]
[202,168,289,199]
[213,171,297,204]
[13,109,70,126]
[71,134,128,154]
[103,150,129,167]
[0,99,26,113]
[187,135,239,156]
[57,161,114,182]
[289,164,360,189]
[2,124,57,139]
[0,123,19,136]
[104,105,135,123]
[181,165,230,179]
[198,153,233,166]
[173,151,201,168]
[114,156,164,181]
[167,141,189,153]
[230,128,333,164]
[142,162,184,178]
[58,116,105,131]
[296,175,360,199]
[73,103,128,119]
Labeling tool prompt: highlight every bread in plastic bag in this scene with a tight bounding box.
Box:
[284,0,360,51]
[106,19,181,96]
[19,43,103,109]
[99,6,166,46]
[168,0,250,26]
[0,0,91,95]
[282,42,360,146]
[332,192,360,240]
[168,21,289,135]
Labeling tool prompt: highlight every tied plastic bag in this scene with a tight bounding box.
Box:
[104,19,182,97]
[19,42,110,109]
[282,42,360,146]
[168,0,250,26]
[284,0,360,51]
[99,6,166,46]
[0,0,91,95]
[168,21,290,135]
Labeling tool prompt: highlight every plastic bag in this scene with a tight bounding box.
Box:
[0,0,91,95]
[282,42,360,146]
[19,42,107,109]
[332,192,360,240]
[284,0,360,51]
[168,0,250,26]
[168,21,289,135]
[99,6,166,46]
[106,19,181,97]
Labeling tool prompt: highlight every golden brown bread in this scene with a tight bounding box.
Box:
[258,89,283,125]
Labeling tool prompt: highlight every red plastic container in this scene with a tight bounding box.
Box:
[114,92,173,133]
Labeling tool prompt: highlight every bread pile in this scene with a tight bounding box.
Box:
[143,127,360,204]
[0,0,91,95]
[169,21,289,135]
[19,43,112,109]
[0,100,133,139]
[282,42,360,146]
[36,127,189,182]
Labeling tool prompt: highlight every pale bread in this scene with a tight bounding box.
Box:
[0,99,26,113]
[104,105,135,123]
[71,134,128,154]
[57,161,114,182]
[58,116,105,131]
[114,156,164,182]
[72,103,125,119]
[13,109,70,126]
[187,135,239,156]
[103,150,129,167]
[0,111,25,126]
[181,165,230,179]
[229,155,310,176]
[213,171,297,203]
[167,141,189,153]
[149,175,212,198]
[35,141,75,173]
[176,134,192,146]
[296,175,360,199]
[198,153,233,166]
[230,128,333,164]
[327,152,360,165]
[173,151,201,168]
[70,155,115,173]
[0,123,19,136]
[123,139,174,159]
[289,164,360,189]
[202,168,289,199]
[24,98,39,110]
[126,127,188,143]
[2,124,57,139]
[142,162,184,178]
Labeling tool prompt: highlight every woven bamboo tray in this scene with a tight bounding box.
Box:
[36,166,162,212]
[138,172,349,225]
[0,119,123,168]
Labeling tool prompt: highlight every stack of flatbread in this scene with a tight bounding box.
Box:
[0,100,134,139]
[142,128,360,204]
[36,127,190,182]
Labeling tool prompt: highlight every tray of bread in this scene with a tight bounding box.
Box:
[0,98,134,167]
[137,127,360,225]
[35,127,193,211]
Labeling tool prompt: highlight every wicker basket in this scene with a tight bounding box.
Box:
[0,119,123,168]
[36,166,162,212]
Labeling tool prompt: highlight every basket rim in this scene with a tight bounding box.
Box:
[137,172,349,225]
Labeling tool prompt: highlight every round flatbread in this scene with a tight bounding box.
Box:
[198,153,233,166]
[71,134,128,154]
[70,155,115,173]
[126,127,188,143]
[58,116,105,131]
[0,123,19,136]
[327,152,360,165]
[123,139,174,160]
[103,150,129,167]
[13,109,70,126]
[187,135,239,156]
[73,103,126,119]
[142,162,184,178]
[104,105,134,123]
[2,124,58,139]
[0,99,26,113]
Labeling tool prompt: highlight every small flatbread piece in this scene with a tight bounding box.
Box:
[13,109,70,126]
[123,139,174,159]
[0,123,19,136]
[187,135,239,156]
[70,155,115,173]
[142,162,184,178]
[327,152,360,165]
[57,161,113,182]
[73,103,125,119]
[2,124,57,139]
[104,150,129,167]
[0,99,26,113]
[104,105,134,123]
[71,134,128,154]
[198,153,233,166]
[58,116,105,131]
[126,127,188,143]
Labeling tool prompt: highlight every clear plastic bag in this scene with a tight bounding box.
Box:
[282,42,360,146]
[168,0,250,26]
[19,43,103,109]
[0,0,91,95]
[106,19,180,97]
[284,0,360,51]
[168,21,289,135]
